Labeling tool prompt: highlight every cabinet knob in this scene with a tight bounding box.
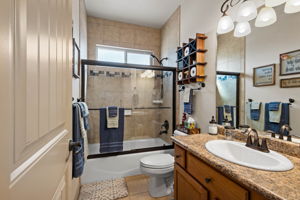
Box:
[205,177,212,183]
[175,155,181,158]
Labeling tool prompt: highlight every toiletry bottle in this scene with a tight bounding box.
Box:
[208,116,218,135]
[181,113,187,128]
[222,116,231,127]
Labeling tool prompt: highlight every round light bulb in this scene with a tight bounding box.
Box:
[217,15,234,34]
[255,7,277,27]
[234,21,251,37]
[265,0,287,7]
[236,0,258,22]
[285,0,300,13]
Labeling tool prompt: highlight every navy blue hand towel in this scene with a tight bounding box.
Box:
[217,106,234,127]
[269,102,281,111]
[184,103,192,114]
[224,105,231,113]
[72,104,85,178]
[264,103,290,135]
[250,110,260,121]
[108,106,118,117]
[99,108,124,153]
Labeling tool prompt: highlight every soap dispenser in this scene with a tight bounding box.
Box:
[222,116,231,127]
[208,116,218,135]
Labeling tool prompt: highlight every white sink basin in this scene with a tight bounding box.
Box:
[205,140,294,171]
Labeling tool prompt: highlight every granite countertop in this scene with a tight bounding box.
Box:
[172,134,300,200]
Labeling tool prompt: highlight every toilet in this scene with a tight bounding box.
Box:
[140,153,174,197]
[140,130,188,197]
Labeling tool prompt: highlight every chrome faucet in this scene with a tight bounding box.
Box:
[245,128,269,153]
[279,124,292,141]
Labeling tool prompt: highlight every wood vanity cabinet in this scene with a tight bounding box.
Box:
[174,144,268,200]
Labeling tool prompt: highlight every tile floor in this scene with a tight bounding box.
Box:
[119,175,173,200]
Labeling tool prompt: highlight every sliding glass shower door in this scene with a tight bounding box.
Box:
[85,64,174,156]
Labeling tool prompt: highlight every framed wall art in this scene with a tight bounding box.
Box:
[280,77,300,88]
[280,49,300,76]
[73,38,80,79]
[253,64,276,87]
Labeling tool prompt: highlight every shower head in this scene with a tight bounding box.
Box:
[151,54,168,66]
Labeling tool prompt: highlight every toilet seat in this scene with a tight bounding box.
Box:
[140,154,174,169]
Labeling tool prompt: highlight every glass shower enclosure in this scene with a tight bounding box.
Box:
[81,60,176,158]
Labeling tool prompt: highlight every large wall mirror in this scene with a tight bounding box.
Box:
[216,4,300,143]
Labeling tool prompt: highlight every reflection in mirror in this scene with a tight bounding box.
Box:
[215,5,300,143]
[216,72,240,128]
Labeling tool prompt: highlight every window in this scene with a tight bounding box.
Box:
[97,45,152,65]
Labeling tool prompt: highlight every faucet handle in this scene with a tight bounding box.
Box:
[260,138,270,153]
[266,130,276,138]
[246,135,253,146]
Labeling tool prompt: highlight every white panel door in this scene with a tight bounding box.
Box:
[0,0,77,199]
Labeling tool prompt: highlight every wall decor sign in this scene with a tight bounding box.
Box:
[73,38,80,79]
[253,64,275,87]
[280,49,300,76]
[280,77,300,88]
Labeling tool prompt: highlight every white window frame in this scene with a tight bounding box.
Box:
[96,45,153,65]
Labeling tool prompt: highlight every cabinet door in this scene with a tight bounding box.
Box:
[174,164,208,200]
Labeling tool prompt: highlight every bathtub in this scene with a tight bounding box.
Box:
[88,137,171,155]
[82,138,173,184]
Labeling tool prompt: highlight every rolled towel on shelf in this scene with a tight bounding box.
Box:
[178,72,183,81]
[190,67,196,77]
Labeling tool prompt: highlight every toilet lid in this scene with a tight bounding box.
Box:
[140,154,174,169]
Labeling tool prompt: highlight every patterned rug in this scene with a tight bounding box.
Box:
[78,178,128,200]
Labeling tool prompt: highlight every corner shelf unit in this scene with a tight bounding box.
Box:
[177,33,207,85]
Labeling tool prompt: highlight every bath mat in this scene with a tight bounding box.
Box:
[78,178,128,200]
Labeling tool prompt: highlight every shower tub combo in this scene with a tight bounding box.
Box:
[80,60,176,190]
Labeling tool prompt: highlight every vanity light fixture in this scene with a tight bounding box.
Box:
[285,0,300,13]
[217,0,299,37]
[266,0,287,7]
[236,0,258,22]
[255,6,277,27]
[217,15,235,34]
[234,21,251,37]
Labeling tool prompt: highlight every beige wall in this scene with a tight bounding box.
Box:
[72,0,88,102]
[161,7,181,68]
[160,7,180,141]
[245,6,300,136]
[179,0,220,132]
[87,16,161,64]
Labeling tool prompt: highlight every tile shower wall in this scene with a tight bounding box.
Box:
[87,16,161,64]
[86,15,177,145]
[86,66,172,144]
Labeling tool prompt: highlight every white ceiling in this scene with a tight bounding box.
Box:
[85,0,181,28]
